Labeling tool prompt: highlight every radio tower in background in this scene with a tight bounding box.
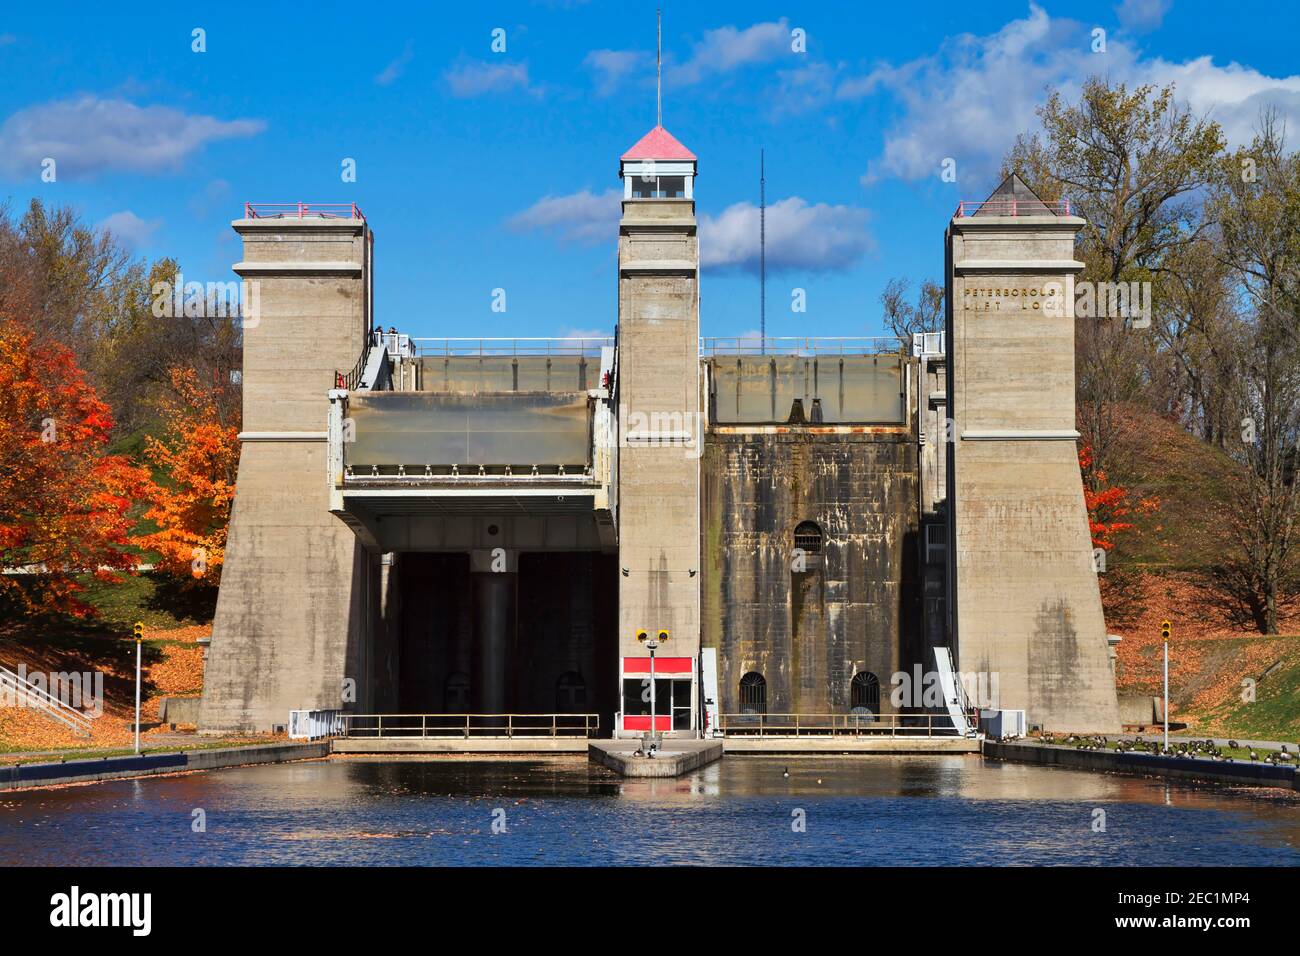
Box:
[760,148,766,353]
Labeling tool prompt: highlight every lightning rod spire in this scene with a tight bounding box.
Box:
[656,9,662,127]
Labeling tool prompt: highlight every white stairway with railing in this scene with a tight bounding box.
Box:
[933,647,976,737]
[0,663,93,736]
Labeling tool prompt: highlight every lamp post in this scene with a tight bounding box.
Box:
[647,637,658,736]
[636,628,670,747]
[132,621,144,754]
[1160,620,1171,753]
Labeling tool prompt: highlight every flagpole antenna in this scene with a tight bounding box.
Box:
[656,9,662,127]
[760,148,767,353]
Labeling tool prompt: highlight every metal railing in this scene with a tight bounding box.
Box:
[342,713,600,738]
[372,328,415,358]
[288,709,347,740]
[700,336,902,356]
[718,713,959,737]
[0,663,93,737]
[244,202,365,221]
[337,341,371,391]
[412,337,613,357]
[954,198,1072,218]
[911,331,946,358]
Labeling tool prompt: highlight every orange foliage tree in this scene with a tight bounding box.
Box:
[0,319,149,616]
[1079,443,1160,551]
[138,367,239,585]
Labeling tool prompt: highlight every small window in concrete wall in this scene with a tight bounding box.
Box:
[794,521,823,554]
[739,672,767,715]
[557,671,587,711]
[851,671,880,717]
[445,672,470,711]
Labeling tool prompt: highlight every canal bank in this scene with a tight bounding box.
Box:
[0,741,330,791]
[983,740,1300,791]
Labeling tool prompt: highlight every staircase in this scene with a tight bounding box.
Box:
[0,663,93,737]
[933,646,977,737]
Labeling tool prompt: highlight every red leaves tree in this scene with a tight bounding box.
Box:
[1080,443,1160,551]
[0,319,149,616]
[138,367,239,585]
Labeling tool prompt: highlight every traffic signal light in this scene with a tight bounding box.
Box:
[1160,620,1171,642]
[635,629,648,643]
[133,621,145,642]
[657,629,670,643]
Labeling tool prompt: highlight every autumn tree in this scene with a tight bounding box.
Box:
[0,201,242,438]
[138,367,240,586]
[1079,444,1160,553]
[1003,78,1226,488]
[1208,113,1300,633]
[0,319,149,616]
[879,277,944,341]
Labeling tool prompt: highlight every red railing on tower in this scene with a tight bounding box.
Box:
[953,198,1072,218]
[244,202,365,221]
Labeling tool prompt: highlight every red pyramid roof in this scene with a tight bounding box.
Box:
[621,125,697,161]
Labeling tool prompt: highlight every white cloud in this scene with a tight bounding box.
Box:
[771,62,839,117]
[1141,55,1300,149]
[1115,0,1172,32]
[584,49,652,96]
[700,197,872,274]
[853,3,1300,185]
[507,188,621,244]
[0,95,264,179]
[557,325,612,342]
[854,4,1099,184]
[99,210,160,248]
[445,60,538,98]
[674,19,791,86]
[586,19,792,95]
[375,41,414,86]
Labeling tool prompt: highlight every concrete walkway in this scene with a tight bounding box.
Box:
[723,736,979,754]
[332,737,588,754]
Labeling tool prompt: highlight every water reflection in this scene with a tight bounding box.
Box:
[0,755,1295,866]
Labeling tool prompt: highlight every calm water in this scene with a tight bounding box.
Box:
[1,755,1297,866]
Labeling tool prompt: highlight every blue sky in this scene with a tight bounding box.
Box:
[2,0,1298,341]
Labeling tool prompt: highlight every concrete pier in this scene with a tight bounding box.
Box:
[588,739,723,777]
[472,565,517,717]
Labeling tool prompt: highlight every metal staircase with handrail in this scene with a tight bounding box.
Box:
[0,662,94,737]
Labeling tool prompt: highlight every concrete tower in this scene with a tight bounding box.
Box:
[200,207,378,732]
[615,126,702,737]
[945,176,1121,732]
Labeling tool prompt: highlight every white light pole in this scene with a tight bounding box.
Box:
[1161,619,1171,753]
[637,628,669,745]
[648,638,657,735]
[133,621,144,754]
